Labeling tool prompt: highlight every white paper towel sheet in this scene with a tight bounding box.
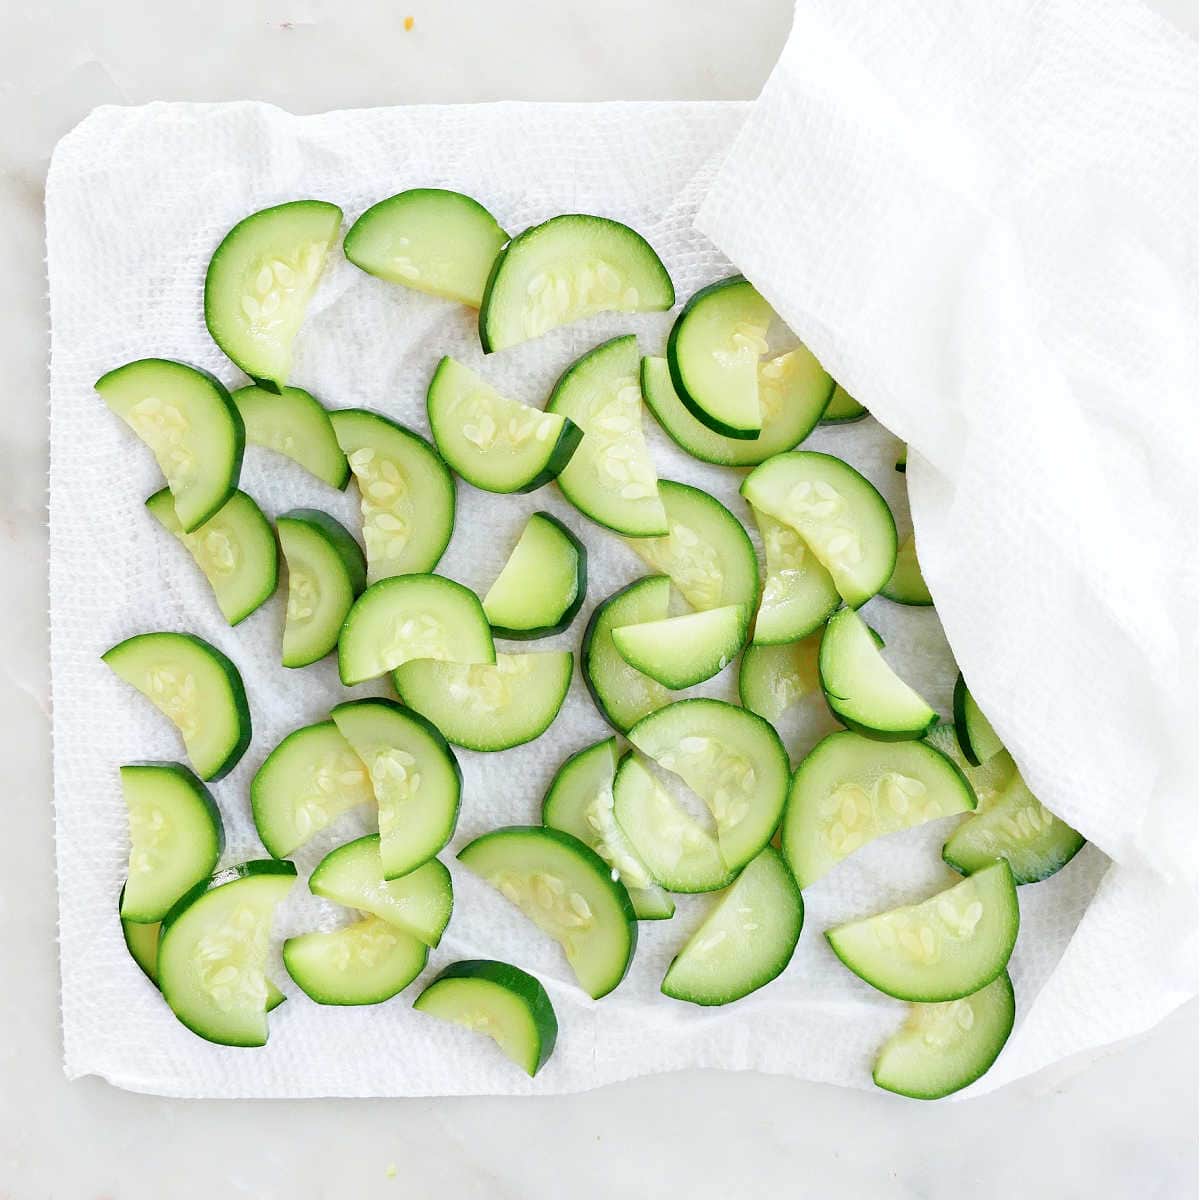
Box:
[45,85,1190,1099]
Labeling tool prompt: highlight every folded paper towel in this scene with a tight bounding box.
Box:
[697,0,1198,1085]
[46,0,1194,1097]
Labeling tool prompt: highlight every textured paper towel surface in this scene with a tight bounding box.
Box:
[45,97,1151,1100]
[697,0,1198,1088]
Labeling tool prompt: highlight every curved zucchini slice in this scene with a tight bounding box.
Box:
[741,451,898,608]
[458,826,637,999]
[547,335,668,537]
[611,754,733,894]
[427,357,581,493]
[414,959,558,1076]
[483,512,587,639]
[251,720,373,859]
[345,188,508,306]
[881,532,933,606]
[96,358,244,532]
[826,860,1019,1003]
[625,480,758,616]
[819,607,937,740]
[158,860,298,1047]
[542,738,674,921]
[751,506,840,644]
[102,632,251,781]
[330,697,462,878]
[641,351,832,467]
[278,509,366,668]
[337,574,495,685]
[231,384,349,489]
[738,635,822,722]
[204,199,342,391]
[479,213,673,352]
[661,847,803,1006]
[628,698,790,874]
[284,916,428,1006]
[330,408,455,583]
[309,835,453,948]
[953,674,1005,766]
[392,651,573,753]
[612,604,748,690]
[581,576,672,733]
[119,763,224,923]
[783,730,976,889]
[874,972,1015,1100]
[666,276,775,439]
[943,773,1085,885]
[821,384,868,424]
[146,488,276,626]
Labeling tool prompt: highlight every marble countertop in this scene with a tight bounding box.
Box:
[3,1,1195,1195]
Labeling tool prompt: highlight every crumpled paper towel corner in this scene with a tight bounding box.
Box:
[46,0,1195,1100]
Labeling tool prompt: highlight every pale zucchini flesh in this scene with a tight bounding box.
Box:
[783,730,976,889]
[483,511,587,638]
[284,916,428,1006]
[826,860,1019,1003]
[738,636,822,722]
[612,604,748,690]
[751,507,840,644]
[231,384,350,489]
[661,847,803,1006]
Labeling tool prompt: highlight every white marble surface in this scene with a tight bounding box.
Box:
[3,0,1196,1195]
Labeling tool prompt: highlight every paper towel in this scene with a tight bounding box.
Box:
[697,0,1198,1087]
[45,75,1188,1098]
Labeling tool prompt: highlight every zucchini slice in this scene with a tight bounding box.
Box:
[483,511,587,639]
[393,651,573,753]
[120,893,162,983]
[344,188,508,306]
[330,408,455,583]
[924,723,1019,808]
[738,636,822,722]
[783,730,976,889]
[628,698,790,875]
[479,213,673,352]
[581,576,673,733]
[427,356,582,493]
[119,762,224,924]
[308,835,453,948]
[640,350,833,467]
[337,574,495,686]
[542,738,675,921]
[251,720,374,859]
[818,607,937,740]
[96,358,244,533]
[741,451,898,608]
[952,674,1005,766]
[102,632,251,781]
[231,384,350,489]
[612,605,748,690]
[330,698,462,880]
[751,506,840,644]
[278,508,366,668]
[821,384,868,424]
[624,479,759,618]
[204,199,342,391]
[611,754,733,894]
[881,532,933,605]
[943,773,1085,886]
[874,972,1015,1100]
[283,916,428,1006]
[146,487,277,626]
[158,860,298,1046]
[547,335,668,537]
[458,826,638,999]
[661,847,803,1006]
[826,860,1019,1003]
[666,276,775,439]
[414,959,558,1076]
